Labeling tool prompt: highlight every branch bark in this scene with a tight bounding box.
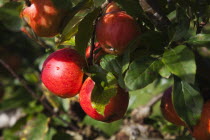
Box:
[139,0,171,31]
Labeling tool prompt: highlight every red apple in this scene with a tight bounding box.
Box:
[21,0,67,37]
[79,77,129,122]
[96,2,140,55]
[160,87,186,126]
[192,100,210,140]
[41,48,85,98]
[85,42,106,64]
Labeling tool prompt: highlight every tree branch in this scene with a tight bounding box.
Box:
[0,59,38,99]
[139,0,171,31]
[131,93,163,122]
[88,0,110,65]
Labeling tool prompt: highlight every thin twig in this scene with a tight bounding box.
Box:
[88,0,110,65]
[0,59,81,130]
[0,59,38,99]
[131,93,163,121]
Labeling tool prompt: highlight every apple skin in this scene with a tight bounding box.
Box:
[79,77,129,123]
[85,42,105,64]
[160,87,186,126]
[21,0,67,37]
[41,48,85,98]
[105,2,121,13]
[96,2,140,55]
[192,100,210,140]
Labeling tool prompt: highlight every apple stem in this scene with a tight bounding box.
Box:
[89,24,96,65]
[24,0,31,7]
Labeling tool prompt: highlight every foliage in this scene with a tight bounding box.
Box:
[0,0,210,139]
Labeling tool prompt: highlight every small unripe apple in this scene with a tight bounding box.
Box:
[41,48,85,98]
[192,100,210,140]
[79,77,129,122]
[160,87,186,126]
[85,43,105,64]
[21,0,67,37]
[96,2,140,55]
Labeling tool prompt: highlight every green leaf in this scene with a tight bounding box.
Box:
[139,31,168,52]
[121,34,142,74]
[173,77,203,128]
[75,8,100,56]
[162,45,196,84]
[21,114,50,140]
[23,101,43,115]
[125,57,163,91]
[52,114,71,127]
[159,65,171,78]
[58,0,94,44]
[91,72,118,116]
[100,54,126,88]
[171,5,190,41]
[186,34,210,47]
[83,116,122,136]
[100,54,122,75]
[43,128,57,140]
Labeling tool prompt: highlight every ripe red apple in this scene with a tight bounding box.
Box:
[79,77,129,122]
[85,42,105,64]
[41,48,85,98]
[192,100,210,140]
[160,87,186,126]
[96,2,140,55]
[21,0,67,37]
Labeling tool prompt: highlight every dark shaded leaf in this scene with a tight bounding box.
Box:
[173,77,203,128]
[0,2,23,31]
[114,0,143,18]
[171,5,190,41]
[75,8,101,56]
[51,0,72,9]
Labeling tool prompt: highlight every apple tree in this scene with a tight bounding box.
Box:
[0,0,210,139]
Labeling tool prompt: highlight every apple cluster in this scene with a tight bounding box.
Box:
[20,1,210,139]
[21,1,140,122]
